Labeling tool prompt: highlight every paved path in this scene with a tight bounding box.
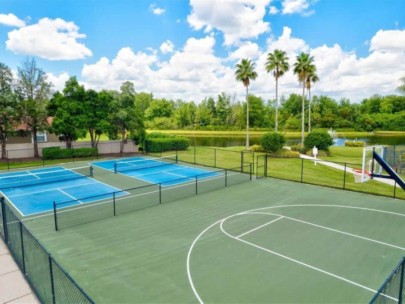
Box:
[300,154,398,187]
[0,238,39,304]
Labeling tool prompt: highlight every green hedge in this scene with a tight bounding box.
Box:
[145,137,190,153]
[345,141,365,147]
[42,147,98,160]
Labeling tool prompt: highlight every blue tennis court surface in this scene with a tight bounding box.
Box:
[0,166,124,216]
[92,156,221,186]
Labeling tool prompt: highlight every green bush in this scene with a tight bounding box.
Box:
[304,131,333,151]
[345,141,365,147]
[272,149,300,158]
[145,137,190,152]
[250,144,264,152]
[260,132,285,153]
[42,147,98,160]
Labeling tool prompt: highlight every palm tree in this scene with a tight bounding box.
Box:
[265,49,289,132]
[235,58,258,150]
[293,52,315,146]
[306,66,319,133]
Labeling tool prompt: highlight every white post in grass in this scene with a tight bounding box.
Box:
[313,146,318,165]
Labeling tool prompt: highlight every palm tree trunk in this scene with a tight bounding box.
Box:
[301,84,305,146]
[308,88,311,133]
[246,85,249,150]
[275,77,278,132]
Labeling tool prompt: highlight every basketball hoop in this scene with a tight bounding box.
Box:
[352,168,371,183]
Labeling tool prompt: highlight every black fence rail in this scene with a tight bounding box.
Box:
[258,155,405,200]
[53,164,252,231]
[370,256,405,304]
[0,198,94,304]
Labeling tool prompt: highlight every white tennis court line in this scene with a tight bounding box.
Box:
[236,216,283,238]
[248,211,405,251]
[7,181,99,198]
[219,219,392,299]
[57,188,84,204]
[26,170,41,179]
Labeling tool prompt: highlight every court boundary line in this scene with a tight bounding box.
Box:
[58,188,84,204]
[187,204,405,303]
[247,211,405,251]
[220,219,383,297]
[236,216,283,238]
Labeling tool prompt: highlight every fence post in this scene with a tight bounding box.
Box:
[343,163,347,190]
[159,184,162,204]
[394,181,397,199]
[214,149,217,168]
[300,158,304,183]
[113,192,116,216]
[225,169,228,187]
[265,154,268,177]
[250,163,252,181]
[53,201,58,232]
[398,258,404,304]
[1,197,8,243]
[240,151,244,172]
[193,142,196,164]
[19,221,26,273]
[7,150,10,170]
[195,176,198,195]
[49,256,56,304]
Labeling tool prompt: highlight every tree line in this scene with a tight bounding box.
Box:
[0,57,404,159]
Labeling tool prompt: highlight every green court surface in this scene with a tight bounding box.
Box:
[22,177,405,303]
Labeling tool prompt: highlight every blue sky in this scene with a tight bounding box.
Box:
[0,0,404,103]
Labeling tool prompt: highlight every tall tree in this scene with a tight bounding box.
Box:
[305,65,319,132]
[83,89,111,148]
[293,52,315,145]
[47,77,87,148]
[16,58,51,157]
[108,81,143,154]
[265,49,289,132]
[235,58,257,150]
[0,63,17,159]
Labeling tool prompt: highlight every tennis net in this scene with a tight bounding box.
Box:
[0,166,93,190]
[114,155,178,173]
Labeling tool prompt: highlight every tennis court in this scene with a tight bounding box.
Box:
[22,177,405,303]
[92,155,221,186]
[0,166,124,216]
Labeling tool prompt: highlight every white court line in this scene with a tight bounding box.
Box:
[219,219,383,297]
[57,188,84,204]
[7,181,99,198]
[26,170,41,179]
[248,211,405,251]
[236,216,283,238]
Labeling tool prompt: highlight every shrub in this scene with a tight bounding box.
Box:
[272,149,300,158]
[304,131,333,151]
[144,135,190,152]
[250,144,263,152]
[260,132,285,153]
[42,147,98,160]
[345,141,365,147]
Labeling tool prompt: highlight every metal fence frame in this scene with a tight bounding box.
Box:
[370,256,405,304]
[0,198,94,303]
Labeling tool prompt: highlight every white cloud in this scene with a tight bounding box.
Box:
[281,0,316,16]
[269,6,279,15]
[228,42,261,60]
[0,13,26,27]
[150,3,165,15]
[187,0,271,46]
[47,72,70,92]
[78,28,405,104]
[370,29,405,52]
[160,40,174,54]
[6,18,92,60]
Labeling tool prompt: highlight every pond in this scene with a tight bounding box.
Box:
[186,135,405,147]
